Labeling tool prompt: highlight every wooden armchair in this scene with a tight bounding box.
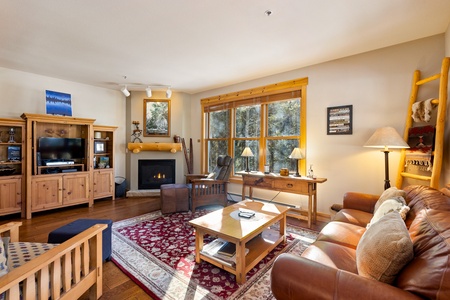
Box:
[186,155,233,211]
[0,222,106,299]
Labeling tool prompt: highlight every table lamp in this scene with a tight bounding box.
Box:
[289,147,305,177]
[241,147,254,172]
[364,126,409,190]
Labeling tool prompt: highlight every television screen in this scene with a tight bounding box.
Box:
[38,137,85,161]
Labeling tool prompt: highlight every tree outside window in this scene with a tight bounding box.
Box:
[206,110,229,172]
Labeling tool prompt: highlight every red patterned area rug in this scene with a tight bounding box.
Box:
[111,209,318,300]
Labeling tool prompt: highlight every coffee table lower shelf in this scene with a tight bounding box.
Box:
[199,228,284,283]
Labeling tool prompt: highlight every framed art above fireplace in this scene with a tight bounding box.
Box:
[143,99,171,137]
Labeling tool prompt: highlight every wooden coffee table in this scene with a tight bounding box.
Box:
[189,200,289,284]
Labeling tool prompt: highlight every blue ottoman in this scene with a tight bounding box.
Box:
[48,219,113,261]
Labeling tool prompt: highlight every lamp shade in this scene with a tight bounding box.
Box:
[241,147,254,157]
[364,127,409,150]
[289,147,305,159]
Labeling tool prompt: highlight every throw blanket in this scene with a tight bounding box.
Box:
[411,98,435,122]
[405,125,435,171]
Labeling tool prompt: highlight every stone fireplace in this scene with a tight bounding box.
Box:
[138,159,175,189]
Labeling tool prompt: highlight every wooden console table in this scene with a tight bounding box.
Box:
[239,172,327,228]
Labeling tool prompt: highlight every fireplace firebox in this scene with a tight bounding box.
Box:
[138,159,175,189]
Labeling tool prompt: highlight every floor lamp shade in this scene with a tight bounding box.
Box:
[364,127,409,189]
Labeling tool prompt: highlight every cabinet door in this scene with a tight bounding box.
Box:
[0,176,22,215]
[93,169,114,199]
[63,173,90,205]
[31,176,63,211]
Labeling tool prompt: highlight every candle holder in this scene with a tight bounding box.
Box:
[131,121,143,143]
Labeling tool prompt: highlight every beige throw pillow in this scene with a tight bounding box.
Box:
[367,199,410,229]
[374,187,406,213]
[356,212,413,284]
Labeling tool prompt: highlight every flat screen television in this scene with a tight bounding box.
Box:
[38,137,85,161]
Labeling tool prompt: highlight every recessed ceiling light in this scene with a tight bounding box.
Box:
[265,10,272,16]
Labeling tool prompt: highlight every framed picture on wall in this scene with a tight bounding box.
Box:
[327,105,353,135]
[45,90,72,116]
[143,99,171,137]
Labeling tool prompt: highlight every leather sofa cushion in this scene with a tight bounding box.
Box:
[396,185,450,299]
[356,212,414,284]
[317,221,366,249]
[333,208,373,227]
[302,241,358,274]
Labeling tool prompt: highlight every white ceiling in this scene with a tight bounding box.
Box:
[1,1,450,94]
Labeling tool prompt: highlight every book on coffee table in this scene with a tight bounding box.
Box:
[217,242,236,257]
[202,238,249,265]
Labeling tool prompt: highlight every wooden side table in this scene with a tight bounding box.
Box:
[239,172,327,228]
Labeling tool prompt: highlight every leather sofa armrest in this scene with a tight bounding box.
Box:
[271,254,421,300]
[342,192,379,213]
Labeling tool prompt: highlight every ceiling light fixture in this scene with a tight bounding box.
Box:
[121,85,130,97]
[118,78,172,97]
[145,86,152,97]
[166,87,172,99]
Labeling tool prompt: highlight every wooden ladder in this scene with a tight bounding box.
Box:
[396,57,449,189]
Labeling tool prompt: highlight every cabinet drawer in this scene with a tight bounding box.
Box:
[243,177,272,189]
[273,179,309,194]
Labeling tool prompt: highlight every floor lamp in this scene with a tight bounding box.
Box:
[364,127,409,190]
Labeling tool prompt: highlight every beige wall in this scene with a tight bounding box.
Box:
[1,31,448,216]
[446,23,450,56]
[191,34,447,214]
[0,67,127,177]
[126,90,191,190]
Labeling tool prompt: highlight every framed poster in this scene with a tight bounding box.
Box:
[143,99,171,137]
[45,90,72,116]
[327,105,353,135]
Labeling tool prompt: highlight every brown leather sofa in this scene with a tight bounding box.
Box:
[271,185,450,299]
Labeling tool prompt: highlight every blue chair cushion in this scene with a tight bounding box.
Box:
[48,219,112,261]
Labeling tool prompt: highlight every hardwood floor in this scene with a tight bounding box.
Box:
[0,197,327,300]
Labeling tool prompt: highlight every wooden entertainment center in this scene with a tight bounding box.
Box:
[0,113,116,219]
[0,118,25,217]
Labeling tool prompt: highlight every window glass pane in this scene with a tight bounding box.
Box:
[268,99,300,137]
[209,110,230,138]
[266,139,299,173]
[208,140,228,172]
[235,105,260,138]
[234,140,259,172]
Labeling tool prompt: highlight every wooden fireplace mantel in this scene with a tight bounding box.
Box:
[127,142,182,154]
